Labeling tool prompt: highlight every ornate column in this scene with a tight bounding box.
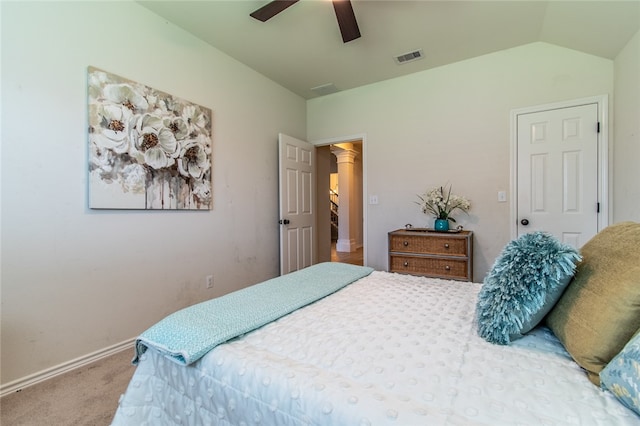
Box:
[331,144,359,253]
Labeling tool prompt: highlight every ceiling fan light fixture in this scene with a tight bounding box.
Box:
[394,49,424,65]
[332,0,361,43]
[250,0,299,22]
[249,0,360,44]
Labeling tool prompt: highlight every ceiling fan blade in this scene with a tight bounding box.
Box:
[332,0,361,43]
[250,0,300,22]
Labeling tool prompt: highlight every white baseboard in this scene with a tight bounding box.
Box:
[336,238,357,252]
[0,338,136,398]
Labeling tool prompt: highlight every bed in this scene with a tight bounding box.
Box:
[112,223,640,425]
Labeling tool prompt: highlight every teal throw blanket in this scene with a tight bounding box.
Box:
[135,262,374,365]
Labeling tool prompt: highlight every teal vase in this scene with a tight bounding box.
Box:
[434,219,449,231]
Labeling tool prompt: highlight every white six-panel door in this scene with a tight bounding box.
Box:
[516,103,600,248]
[278,133,315,275]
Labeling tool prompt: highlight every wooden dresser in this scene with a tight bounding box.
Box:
[388,229,474,282]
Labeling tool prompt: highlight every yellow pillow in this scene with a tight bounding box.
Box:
[546,222,640,385]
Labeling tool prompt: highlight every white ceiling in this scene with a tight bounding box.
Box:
[138,0,640,99]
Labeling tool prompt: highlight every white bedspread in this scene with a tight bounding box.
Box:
[112,271,638,425]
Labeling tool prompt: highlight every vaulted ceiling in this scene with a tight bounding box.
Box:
[138,1,640,99]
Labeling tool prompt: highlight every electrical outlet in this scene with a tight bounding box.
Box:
[206,275,214,289]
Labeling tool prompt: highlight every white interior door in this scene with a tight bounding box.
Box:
[278,133,315,275]
[516,103,600,248]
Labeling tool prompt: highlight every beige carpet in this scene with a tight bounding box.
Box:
[0,348,135,426]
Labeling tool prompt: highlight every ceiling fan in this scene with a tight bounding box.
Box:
[250,0,361,43]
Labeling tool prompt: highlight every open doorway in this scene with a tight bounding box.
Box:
[316,141,363,266]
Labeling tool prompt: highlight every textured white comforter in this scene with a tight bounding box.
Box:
[112,271,638,425]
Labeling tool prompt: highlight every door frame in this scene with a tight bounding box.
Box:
[311,133,368,266]
[509,95,609,240]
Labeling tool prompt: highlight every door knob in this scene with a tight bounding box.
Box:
[279,219,290,225]
[521,219,529,226]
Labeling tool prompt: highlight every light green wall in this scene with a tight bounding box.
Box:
[0,1,305,385]
[308,42,615,277]
[614,30,640,222]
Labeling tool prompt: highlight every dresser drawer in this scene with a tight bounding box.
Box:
[388,229,474,281]
[390,255,469,280]
[389,234,468,256]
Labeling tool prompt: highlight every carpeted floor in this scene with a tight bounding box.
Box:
[0,348,135,426]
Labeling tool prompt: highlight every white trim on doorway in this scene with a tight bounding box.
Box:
[312,133,368,266]
[509,95,609,240]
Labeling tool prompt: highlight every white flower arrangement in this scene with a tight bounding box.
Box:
[416,184,471,222]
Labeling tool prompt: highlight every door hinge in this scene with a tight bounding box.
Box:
[597,122,601,133]
[597,202,600,213]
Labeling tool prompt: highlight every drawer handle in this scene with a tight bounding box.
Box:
[403,241,409,247]
[445,265,451,271]
[404,261,409,267]
[444,243,450,249]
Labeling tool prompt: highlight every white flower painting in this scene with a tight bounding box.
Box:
[88,67,212,210]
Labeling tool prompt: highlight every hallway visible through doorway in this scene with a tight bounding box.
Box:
[315,136,365,266]
[331,242,363,266]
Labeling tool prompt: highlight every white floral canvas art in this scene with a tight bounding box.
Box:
[88,67,212,210]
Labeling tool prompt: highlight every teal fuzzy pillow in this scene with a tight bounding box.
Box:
[600,330,640,416]
[476,232,581,345]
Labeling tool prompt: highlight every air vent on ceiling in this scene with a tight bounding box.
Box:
[394,49,424,65]
[311,83,340,96]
